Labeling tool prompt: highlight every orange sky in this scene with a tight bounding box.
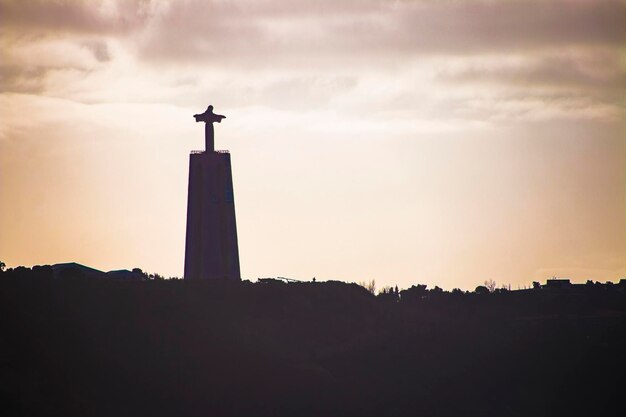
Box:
[1,0,625,290]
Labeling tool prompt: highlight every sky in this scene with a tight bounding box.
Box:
[1,0,625,290]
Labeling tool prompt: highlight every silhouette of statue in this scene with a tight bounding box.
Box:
[194,105,226,152]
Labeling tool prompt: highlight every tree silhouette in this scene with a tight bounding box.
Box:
[484,279,497,292]
[475,285,489,295]
[2,265,625,417]
[358,279,376,295]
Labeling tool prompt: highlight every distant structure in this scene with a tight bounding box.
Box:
[184,105,241,280]
[51,263,144,280]
[544,278,571,289]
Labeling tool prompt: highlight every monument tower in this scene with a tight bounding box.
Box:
[184,105,241,280]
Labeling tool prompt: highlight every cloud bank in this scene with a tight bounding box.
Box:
[1,0,623,121]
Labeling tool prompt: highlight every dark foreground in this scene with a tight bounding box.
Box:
[2,267,625,417]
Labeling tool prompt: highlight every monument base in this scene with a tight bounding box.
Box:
[184,151,241,280]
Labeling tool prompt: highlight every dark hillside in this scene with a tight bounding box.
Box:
[1,266,625,416]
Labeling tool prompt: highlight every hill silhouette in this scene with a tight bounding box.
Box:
[1,265,625,416]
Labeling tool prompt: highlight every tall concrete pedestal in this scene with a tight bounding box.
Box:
[184,150,240,280]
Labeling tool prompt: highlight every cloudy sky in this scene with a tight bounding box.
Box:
[1,0,624,289]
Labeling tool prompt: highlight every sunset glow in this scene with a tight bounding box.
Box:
[1,0,624,289]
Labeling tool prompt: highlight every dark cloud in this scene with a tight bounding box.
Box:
[0,0,152,35]
[2,1,623,64]
[0,65,47,93]
[0,64,95,94]
[390,0,625,53]
[436,52,626,104]
[136,0,626,64]
[83,40,111,62]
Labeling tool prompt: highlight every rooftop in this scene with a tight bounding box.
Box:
[190,150,230,154]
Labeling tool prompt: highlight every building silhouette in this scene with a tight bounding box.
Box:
[184,106,241,280]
